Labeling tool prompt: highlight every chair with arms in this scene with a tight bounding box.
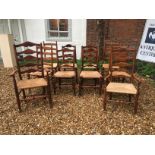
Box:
[103,47,142,114]
[79,46,103,95]
[10,41,52,112]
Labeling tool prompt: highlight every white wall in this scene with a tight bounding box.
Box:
[24,19,86,59]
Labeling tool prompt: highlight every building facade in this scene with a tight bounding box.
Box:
[0,19,146,66]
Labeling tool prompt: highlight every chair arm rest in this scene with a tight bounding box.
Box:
[9,69,17,77]
[132,74,143,84]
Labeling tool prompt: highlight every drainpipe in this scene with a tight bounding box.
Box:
[18,19,24,43]
[8,19,12,34]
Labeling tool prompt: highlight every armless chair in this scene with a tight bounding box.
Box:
[53,47,76,95]
[79,46,103,95]
[61,44,78,83]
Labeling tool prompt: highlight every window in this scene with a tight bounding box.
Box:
[46,19,72,41]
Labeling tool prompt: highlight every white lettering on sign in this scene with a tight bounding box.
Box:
[137,19,155,63]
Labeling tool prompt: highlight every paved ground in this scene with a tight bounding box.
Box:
[0,66,155,134]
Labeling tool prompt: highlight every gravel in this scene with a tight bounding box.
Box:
[0,66,155,134]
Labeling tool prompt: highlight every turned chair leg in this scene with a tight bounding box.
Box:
[99,78,102,95]
[52,77,56,94]
[103,88,107,110]
[72,77,76,96]
[134,93,139,114]
[46,83,52,108]
[79,78,82,96]
[75,68,78,84]
[129,94,131,102]
[13,77,22,112]
[22,90,26,99]
[109,93,112,100]
[58,78,61,90]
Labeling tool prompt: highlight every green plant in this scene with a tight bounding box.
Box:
[136,60,155,79]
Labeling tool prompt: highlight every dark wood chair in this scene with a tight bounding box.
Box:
[79,46,103,95]
[103,47,142,114]
[53,47,76,95]
[30,41,58,77]
[42,41,58,72]
[61,44,78,83]
[10,41,52,112]
[102,40,120,72]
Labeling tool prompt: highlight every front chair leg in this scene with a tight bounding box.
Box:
[103,88,107,110]
[12,76,22,112]
[99,78,102,95]
[79,77,82,96]
[46,85,52,108]
[134,93,139,114]
[72,77,76,96]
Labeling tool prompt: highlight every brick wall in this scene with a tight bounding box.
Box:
[86,19,146,49]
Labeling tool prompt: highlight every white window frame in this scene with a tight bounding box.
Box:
[45,19,72,41]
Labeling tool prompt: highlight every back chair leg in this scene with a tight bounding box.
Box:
[109,93,112,100]
[129,94,131,102]
[58,78,61,90]
[22,90,26,99]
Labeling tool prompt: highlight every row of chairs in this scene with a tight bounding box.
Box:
[10,41,142,114]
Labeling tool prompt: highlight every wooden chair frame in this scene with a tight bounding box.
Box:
[53,47,76,95]
[79,46,103,95]
[103,47,142,114]
[61,44,78,83]
[10,41,52,112]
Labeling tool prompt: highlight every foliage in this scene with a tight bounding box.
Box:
[136,60,155,79]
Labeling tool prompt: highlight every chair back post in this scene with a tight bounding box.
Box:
[81,45,99,71]
[14,41,43,80]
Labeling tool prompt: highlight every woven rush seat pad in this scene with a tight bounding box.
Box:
[17,78,47,89]
[43,63,57,68]
[30,71,48,77]
[60,63,77,68]
[112,71,131,77]
[106,82,137,94]
[80,71,102,78]
[54,71,75,78]
[102,64,120,69]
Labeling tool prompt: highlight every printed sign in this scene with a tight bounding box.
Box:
[136,19,155,63]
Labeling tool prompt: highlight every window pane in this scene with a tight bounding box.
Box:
[49,19,58,30]
[59,19,68,31]
[59,32,68,37]
[48,31,58,37]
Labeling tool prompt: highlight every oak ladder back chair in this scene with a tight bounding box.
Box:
[102,40,120,71]
[109,46,136,81]
[79,46,103,95]
[42,41,58,72]
[10,41,52,112]
[53,47,76,95]
[29,41,58,77]
[62,44,78,83]
[103,47,142,114]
